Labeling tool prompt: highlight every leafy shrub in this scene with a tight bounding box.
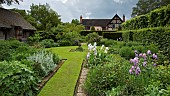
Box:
[58,39,73,46]
[0,40,36,61]
[98,39,115,47]
[27,50,60,77]
[0,61,38,96]
[86,32,101,44]
[119,46,135,60]
[85,54,131,96]
[84,64,116,96]
[40,39,59,48]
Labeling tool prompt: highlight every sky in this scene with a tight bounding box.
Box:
[2,0,138,22]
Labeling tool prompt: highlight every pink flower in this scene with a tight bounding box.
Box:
[147,50,151,55]
[129,69,133,74]
[143,53,147,60]
[143,61,147,66]
[130,59,134,64]
[152,54,158,59]
[139,53,143,57]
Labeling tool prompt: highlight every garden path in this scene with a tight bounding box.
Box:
[75,67,89,96]
[38,46,87,96]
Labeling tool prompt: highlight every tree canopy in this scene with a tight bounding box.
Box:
[28,3,61,31]
[131,0,170,17]
[0,0,22,5]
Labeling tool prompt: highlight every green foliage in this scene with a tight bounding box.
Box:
[27,50,60,77]
[122,27,170,59]
[40,39,59,48]
[71,19,80,25]
[131,0,170,17]
[84,64,116,96]
[86,32,101,44]
[0,61,38,96]
[0,40,36,61]
[28,3,61,31]
[85,54,131,95]
[103,32,122,40]
[119,46,135,60]
[133,27,170,58]
[90,26,95,31]
[98,38,115,47]
[124,4,170,30]
[80,31,105,36]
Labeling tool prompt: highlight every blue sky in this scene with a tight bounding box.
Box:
[2,0,138,22]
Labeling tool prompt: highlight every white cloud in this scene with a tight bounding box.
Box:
[2,0,138,22]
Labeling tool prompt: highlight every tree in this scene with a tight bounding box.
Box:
[28,3,61,31]
[71,19,80,25]
[91,26,95,31]
[131,0,170,17]
[0,0,22,5]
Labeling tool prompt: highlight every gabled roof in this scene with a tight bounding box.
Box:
[82,19,111,27]
[0,8,36,30]
[107,14,123,25]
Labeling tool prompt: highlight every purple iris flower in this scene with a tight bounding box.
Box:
[147,50,151,55]
[152,54,158,60]
[143,61,147,66]
[139,53,143,58]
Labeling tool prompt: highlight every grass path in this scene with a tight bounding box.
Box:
[38,46,87,96]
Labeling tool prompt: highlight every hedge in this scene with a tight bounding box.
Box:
[122,4,170,30]
[122,27,170,58]
[80,30,117,36]
[103,32,122,40]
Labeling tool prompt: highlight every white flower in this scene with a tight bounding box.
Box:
[88,43,92,51]
[86,52,91,60]
[101,45,105,50]
[104,47,109,53]
[94,50,97,56]
[94,42,97,46]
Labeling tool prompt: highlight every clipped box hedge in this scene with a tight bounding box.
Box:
[122,4,170,30]
[103,32,122,40]
[80,30,117,36]
[122,27,170,58]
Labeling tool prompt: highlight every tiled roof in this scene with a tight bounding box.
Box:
[82,19,111,27]
[0,8,36,30]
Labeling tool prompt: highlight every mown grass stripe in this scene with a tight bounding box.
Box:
[38,46,87,96]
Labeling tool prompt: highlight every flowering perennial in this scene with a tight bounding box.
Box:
[129,50,158,75]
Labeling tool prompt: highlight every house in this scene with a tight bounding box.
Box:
[80,14,125,31]
[0,8,36,41]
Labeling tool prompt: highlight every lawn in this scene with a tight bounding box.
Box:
[38,45,87,96]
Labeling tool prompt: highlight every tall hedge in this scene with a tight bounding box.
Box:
[122,27,170,58]
[122,4,170,30]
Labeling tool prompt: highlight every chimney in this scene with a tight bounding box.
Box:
[80,15,82,24]
[123,14,125,22]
